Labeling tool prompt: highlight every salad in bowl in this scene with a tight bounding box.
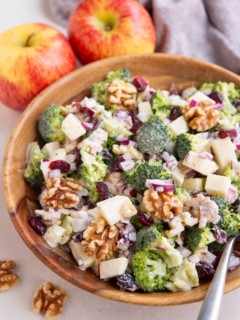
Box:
[24,67,240,293]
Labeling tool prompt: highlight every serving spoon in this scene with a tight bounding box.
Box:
[197,235,240,320]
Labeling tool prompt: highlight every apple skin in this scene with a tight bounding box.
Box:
[68,0,156,64]
[0,23,76,111]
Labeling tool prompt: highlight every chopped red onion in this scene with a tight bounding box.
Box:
[198,151,213,160]
[121,186,137,197]
[48,169,62,179]
[119,160,136,171]
[183,168,197,179]
[226,185,238,204]
[145,179,174,192]
[81,122,94,131]
[190,99,197,107]
[214,103,224,110]
[233,138,240,151]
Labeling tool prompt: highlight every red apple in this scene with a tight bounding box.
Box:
[0,23,76,111]
[68,0,156,64]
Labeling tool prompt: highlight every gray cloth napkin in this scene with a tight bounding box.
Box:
[47,0,240,73]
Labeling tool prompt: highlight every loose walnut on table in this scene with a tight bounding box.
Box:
[143,190,183,220]
[0,260,19,292]
[82,218,119,261]
[32,282,67,320]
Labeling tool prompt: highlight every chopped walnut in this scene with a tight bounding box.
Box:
[107,79,137,110]
[32,282,67,319]
[143,190,183,221]
[0,260,19,292]
[60,104,79,115]
[41,178,82,209]
[184,193,219,228]
[183,101,220,132]
[82,218,119,261]
[112,144,143,160]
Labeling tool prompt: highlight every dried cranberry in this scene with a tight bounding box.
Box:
[208,92,223,104]
[116,274,139,292]
[82,196,95,209]
[170,106,182,121]
[109,158,122,172]
[28,217,47,235]
[96,182,112,201]
[75,148,82,169]
[132,76,149,92]
[49,160,70,173]
[231,199,240,211]
[196,263,215,281]
[137,209,154,227]
[218,129,237,139]
[72,231,84,242]
[130,114,143,133]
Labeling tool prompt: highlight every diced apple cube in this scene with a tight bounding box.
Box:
[100,257,128,279]
[211,138,237,173]
[205,174,231,197]
[187,91,215,103]
[87,207,102,219]
[42,142,60,158]
[168,116,189,136]
[43,225,65,247]
[69,240,95,271]
[137,101,153,122]
[172,167,185,187]
[50,148,66,161]
[183,151,218,176]
[62,113,86,141]
[97,195,137,225]
[182,178,203,191]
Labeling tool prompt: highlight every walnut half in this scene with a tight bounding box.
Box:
[32,282,67,320]
[82,218,119,261]
[183,101,220,132]
[41,178,82,209]
[143,190,183,221]
[107,79,137,110]
[0,260,19,292]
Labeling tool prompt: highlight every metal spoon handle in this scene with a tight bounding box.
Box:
[197,237,236,320]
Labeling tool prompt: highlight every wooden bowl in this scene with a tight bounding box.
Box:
[3,54,240,306]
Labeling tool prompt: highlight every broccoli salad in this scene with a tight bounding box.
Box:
[24,68,240,293]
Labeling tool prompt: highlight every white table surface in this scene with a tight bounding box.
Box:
[1,1,240,319]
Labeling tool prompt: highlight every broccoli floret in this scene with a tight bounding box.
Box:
[106,68,131,83]
[208,241,225,252]
[200,81,239,114]
[103,117,132,138]
[165,258,199,292]
[24,142,48,187]
[132,250,171,292]
[134,226,160,252]
[38,104,65,143]
[91,68,131,106]
[60,216,74,244]
[211,196,240,236]
[232,177,240,194]
[151,91,171,120]
[123,160,171,193]
[134,226,182,268]
[174,187,191,202]
[175,133,208,160]
[185,226,215,251]
[223,166,235,178]
[136,116,171,154]
[80,150,108,187]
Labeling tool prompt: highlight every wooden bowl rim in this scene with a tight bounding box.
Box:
[3,53,240,306]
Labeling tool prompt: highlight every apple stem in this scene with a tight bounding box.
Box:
[105,25,113,31]
[25,33,35,47]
